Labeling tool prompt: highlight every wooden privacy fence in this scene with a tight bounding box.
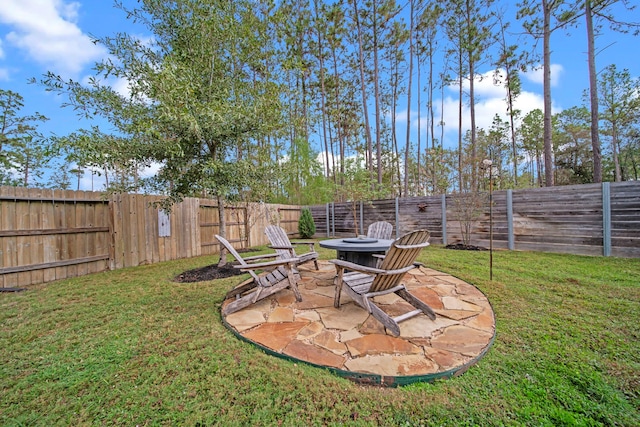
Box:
[310,181,640,258]
[0,186,301,288]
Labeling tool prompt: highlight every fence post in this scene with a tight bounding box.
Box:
[360,201,364,236]
[441,194,447,246]
[325,203,330,237]
[331,202,335,237]
[507,189,514,250]
[395,197,400,238]
[602,182,611,257]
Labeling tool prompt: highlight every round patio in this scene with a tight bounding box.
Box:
[221,260,496,387]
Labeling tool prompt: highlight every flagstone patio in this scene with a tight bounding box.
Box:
[221,260,495,386]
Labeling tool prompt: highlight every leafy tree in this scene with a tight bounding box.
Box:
[518,0,581,186]
[38,0,285,264]
[422,145,456,195]
[415,2,444,195]
[46,160,73,190]
[449,190,488,247]
[598,64,640,182]
[335,158,387,236]
[494,12,526,187]
[462,0,497,190]
[298,208,316,238]
[620,127,640,180]
[520,108,545,186]
[553,106,592,184]
[0,89,50,187]
[583,0,639,183]
[478,115,510,188]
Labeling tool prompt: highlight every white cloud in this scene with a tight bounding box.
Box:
[0,0,106,76]
[76,162,164,191]
[413,69,563,148]
[523,64,564,87]
[359,68,567,152]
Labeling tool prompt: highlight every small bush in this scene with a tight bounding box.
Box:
[298,208,316,238]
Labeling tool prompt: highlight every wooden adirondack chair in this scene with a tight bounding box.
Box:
[216,235,302,315]
[331,229,435,337]
[367,221,393,240]
[265,225,319,271]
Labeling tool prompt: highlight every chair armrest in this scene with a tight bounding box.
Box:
[268,245,294,250]
[242,253,279,262]
[329,259,384,275]
[329,259,416,276]
[291,241,316,252]
[234,257,301,271]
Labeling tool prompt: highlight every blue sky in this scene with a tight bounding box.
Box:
[1,0,639,190]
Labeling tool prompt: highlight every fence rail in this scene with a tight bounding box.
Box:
[0,187,301,288]
[310,181,640,259]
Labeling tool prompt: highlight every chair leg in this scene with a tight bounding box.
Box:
[397,288,436,320]
[313,259,319,270]
[287,268,302,302]
[333,268,344,308]
[366,300,401,337]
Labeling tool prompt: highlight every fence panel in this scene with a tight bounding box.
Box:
[0,187,110,288]
[0,187,300,288]
[611,182,640,258]
[110,194,203,268]
[510,184,604,256]
[310,181,640,258]
[398,196,443,242]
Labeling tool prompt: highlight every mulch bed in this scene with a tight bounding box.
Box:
[445,243,488,251]
[173,247,260,282]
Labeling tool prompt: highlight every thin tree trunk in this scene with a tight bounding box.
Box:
[392,46,401,195]
[498,15,519,187]
[352,0,374,177]
[612,123,622,181]
[542,0,555,186]
[586,0,602,183]
[217,194,228,266]
[429,43,436,193]
[416,48,422,195]
[458,50,464,192]
[314,0,331,180]
[331,45,344,185]
[403,0,415,196]
[466,0,478,191]
[373,0,383,184]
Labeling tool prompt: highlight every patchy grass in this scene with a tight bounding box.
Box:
[1,245,638,425]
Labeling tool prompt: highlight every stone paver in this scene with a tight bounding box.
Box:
[430,325,494,356]
[268,307,295,322]
[283,340,346,369]
[243,321,309,352]
[316,304,369,330]
[345,334,422,357]
[311,330,348,355]
[222,260,495,384]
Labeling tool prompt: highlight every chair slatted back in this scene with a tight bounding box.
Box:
[265,225,295,259]
[367,221,393,240]
[369,230,430,293]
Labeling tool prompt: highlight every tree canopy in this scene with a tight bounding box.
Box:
[8,0,638,198]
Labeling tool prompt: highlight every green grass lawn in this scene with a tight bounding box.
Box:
[1,245,638,426]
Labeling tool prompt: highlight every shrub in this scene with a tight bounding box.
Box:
[298,208,316,238]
